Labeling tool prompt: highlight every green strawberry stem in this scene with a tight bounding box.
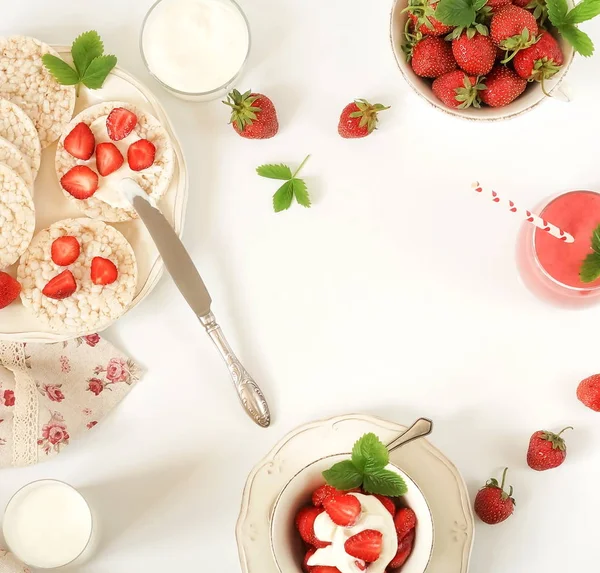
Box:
[293,155,311,178]
[556,426,574,437]
[499,467,508,490]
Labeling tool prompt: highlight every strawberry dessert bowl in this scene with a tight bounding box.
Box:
[270,424,434,573]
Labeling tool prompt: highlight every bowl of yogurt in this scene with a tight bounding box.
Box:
[140,0,251,101]
[270,454,434,573]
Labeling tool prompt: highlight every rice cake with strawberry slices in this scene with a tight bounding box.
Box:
[56,101,175,222]
[0,36,76,148]
[18,218,137,334]
[0,98,41,179]
[0,136,34,192]
[0,162,35,268]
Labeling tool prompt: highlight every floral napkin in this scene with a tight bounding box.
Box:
[0,335,141,468]
[0,548,29,573]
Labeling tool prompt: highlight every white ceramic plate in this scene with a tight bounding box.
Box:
[237,414,474,573]
[0,46,188,343]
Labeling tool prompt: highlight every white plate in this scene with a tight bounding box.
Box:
[236,414,474,573]
[0,45,188,343]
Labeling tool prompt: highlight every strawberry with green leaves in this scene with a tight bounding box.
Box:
[490,5,539,54]
[546,0,600,56]
[223,89,279,139]
[404,0,454,36]
[338,99,390,139]
[480,65,527,106]
[411,36,458,77]
[527,427,573,471]
[432,70,486,108]
[452,30,497,75]
[474,467,515,525]
[514,31,564,94]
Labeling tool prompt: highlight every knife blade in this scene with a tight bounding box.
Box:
[121,179,271,428]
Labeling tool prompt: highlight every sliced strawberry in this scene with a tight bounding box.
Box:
[394,507,417,539]
[344,529,383,563]
[355,560,367,571]
[91,257,118,286]
[60,165,99,199]
[311,568,341,573]
[42,270,77,300]
[323,494,361,527]
[51,236,81,266]
[64,122,95,160]
[302,548,316,573]
[0,272,21,310]
[389,530,415,569]
[374,494,396,517]
[106,107,137,141]
[312,485,339,507]
[96,142,124,176]
[295,506,329,548]
[127,139,156,171]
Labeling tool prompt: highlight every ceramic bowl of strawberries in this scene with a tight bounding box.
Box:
[270,433,434,573]
[388,0,600,119]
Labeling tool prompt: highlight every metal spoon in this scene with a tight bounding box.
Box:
[387,418,433,453]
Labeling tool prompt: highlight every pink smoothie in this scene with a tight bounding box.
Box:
[534,190,600,289]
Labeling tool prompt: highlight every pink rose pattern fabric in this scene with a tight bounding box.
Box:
[0,335,141,467]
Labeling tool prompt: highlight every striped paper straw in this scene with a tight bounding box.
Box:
[472,182,575,243]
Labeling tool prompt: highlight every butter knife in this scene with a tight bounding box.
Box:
[122,179,271,428]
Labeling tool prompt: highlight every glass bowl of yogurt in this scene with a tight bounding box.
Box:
[140,0,251,101]
[270,454,434,573]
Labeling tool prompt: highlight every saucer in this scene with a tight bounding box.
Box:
[236,414,474,573]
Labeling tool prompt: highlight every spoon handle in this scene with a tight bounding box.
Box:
[387,418,433,453]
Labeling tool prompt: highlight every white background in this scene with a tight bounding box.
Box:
[2,1,600,572]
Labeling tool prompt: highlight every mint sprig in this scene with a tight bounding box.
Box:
[322,433,408,497]
[546,0,600,56]
[43,31,117,95]
[256,155,312,212]
[580,224,600,282]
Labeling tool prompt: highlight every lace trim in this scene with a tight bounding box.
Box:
[0,342,38,467]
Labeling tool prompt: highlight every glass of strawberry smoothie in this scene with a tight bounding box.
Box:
[517,190,600,307]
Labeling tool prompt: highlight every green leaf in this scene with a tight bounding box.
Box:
[435,0,477,27]
[256,164,293,180]
[591,224,600,254]
[291,178,311,208]
[580,252,600,283]
[362,468,408,497]
[273,180,294,212]
[323,460,364,490]
[558,23,595,55]
[71,30,104,76]
[42,54,80,85]
[547,0,570,26]
[566,0,600,22]
[351,433,389,473]
[81,55,117,89]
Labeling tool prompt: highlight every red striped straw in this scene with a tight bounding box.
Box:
[472,182,575,243]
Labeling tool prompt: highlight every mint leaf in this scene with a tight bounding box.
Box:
[352,433,389,473]
[557,23,595,55]
[363,468,408,497]
[323,460,364,490]
[71,30,104,76]
[591,224,600,253]
[292,179,311,208]
[42,54,80,85]
[435,0,477,27]
[547,0,570,25]
[81,55,117,89]
[256,164,293,180]
[566,0,600,23]
[273,180,294,212]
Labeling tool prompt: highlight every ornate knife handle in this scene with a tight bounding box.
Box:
[199,312,271,428]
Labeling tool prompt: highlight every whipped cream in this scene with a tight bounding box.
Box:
[86,116,159,209]
[308,494,398,573]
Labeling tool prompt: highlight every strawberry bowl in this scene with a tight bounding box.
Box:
[389,0,575,120]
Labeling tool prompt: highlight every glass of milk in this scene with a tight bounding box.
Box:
[2,480,95,569]
[140,0,251,101]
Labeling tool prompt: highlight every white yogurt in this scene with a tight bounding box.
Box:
[308,494,398,573]
[142,0,250,95]
[2,480,93,569]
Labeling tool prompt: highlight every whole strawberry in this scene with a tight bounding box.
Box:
[514,31,564,93]
[338,99,390,139]
[577,374,600,411]
[405,0,454,36]
[0,272,21,310]
[474,468,515,525]
[432,70,485,108]
[223,89,279,139]
[527,427,572,471]
[452,31,496,75]
[480,66,527,107]
[490,5,539,52]
[411,36,457,78]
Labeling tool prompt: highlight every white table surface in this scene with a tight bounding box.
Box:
[2,1,600,571]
